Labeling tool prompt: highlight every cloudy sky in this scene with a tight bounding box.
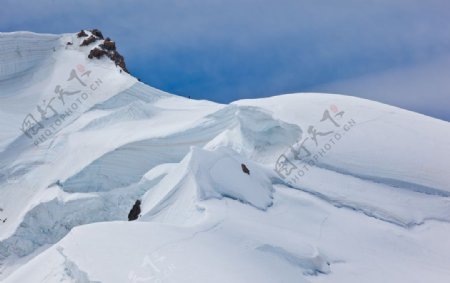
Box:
[1,0,450,120]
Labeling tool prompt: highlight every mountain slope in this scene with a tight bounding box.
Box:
[0,31,449,283]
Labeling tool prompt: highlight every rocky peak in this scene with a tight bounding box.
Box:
[78,29,129,73]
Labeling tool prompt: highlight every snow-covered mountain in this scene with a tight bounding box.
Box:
[1,30,450,283]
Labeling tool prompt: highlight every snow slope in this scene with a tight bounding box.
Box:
[1,31,450,283]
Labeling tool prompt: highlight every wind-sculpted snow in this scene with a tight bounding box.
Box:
[0,32,59,86]
[205,105,302,163]
[235,93,450,193]
[0,32,61,149]
[61,108,233,193]
[91,81,172,111]
[0,166,168,263]
[314,161,450,197]
[256,244,330,275]
[1,31,450,282]
[61,103,294,193]
[79,101,159,131]
[141,147,274,225]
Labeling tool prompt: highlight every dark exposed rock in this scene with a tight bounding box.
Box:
[80,35,97,47]
[100,39,116,51]
[90,29,104,39]
[128,200,141,221]
[82,29,129,73]
[109,50,129,73]
[87,46,129,73]
[88,48,107,59]
[77,30,88,38]
[241,163,250,175]
[66,42,73,46]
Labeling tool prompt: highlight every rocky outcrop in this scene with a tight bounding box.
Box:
[80,35,97,47]
[110,51,128,73]
[128,200,141,221]
[77,30,87,38]
[90,29,104,39]
[99,38,116,51]
[88,48,107,59]
[241,163,250,175]
[81,29,129,73]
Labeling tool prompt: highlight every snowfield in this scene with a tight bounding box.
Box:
[1,31,450,283]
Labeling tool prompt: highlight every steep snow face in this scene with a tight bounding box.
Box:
[0,30,137,248]
[0,32,59,85]
[0,32,60,148]
[1,31,450,283]
[0,31,135,150]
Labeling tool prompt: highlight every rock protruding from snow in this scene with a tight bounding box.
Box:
[128,200,141,221]
[197,147,273,209]
[78,29,129,73]
[80,35,97,47]
[90,29,104,39]
[76,30,88,38]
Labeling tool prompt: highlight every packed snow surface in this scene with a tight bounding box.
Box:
[1,31,450,283]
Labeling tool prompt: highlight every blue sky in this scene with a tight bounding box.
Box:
[1,0,450,121]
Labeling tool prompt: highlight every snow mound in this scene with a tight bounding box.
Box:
[235,93,450,194]
[192,147,273,209]
[205,105,301,163]
[141,147,274,224]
